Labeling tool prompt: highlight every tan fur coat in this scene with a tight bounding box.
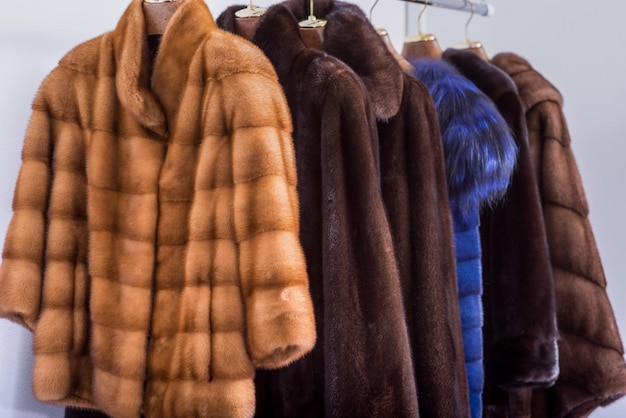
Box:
[0,1,316,417]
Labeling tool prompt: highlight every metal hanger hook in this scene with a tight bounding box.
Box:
[369,0,381,23]
[417,0,429,35]
[465,0,476,43]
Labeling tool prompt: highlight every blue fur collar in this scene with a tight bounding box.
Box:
[411,59,518,214]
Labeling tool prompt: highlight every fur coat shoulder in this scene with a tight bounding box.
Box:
[411,57,518,418]
[493,52,626,417]
[443,49,559,417]
[218,5,419,417]
[0,1,317,417]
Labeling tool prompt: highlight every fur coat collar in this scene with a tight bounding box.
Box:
[443,49,520,113]
[217,4,305,86]
[109,0,215,137]
[112,0,210,136]
[283,0,404,120]
[492,53,563,112]
[0,1,317,417]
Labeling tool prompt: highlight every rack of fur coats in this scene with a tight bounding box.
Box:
[1,0,626,417]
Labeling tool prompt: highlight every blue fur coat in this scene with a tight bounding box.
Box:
[411,58,518,418]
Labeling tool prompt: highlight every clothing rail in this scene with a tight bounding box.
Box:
[399,0,495,17]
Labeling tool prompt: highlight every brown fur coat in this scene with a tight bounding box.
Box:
[493,52,626,417]
[0,1,316,417]
[376,57,470,418]
[442,49,559,416]
[218,5,419,417]
[280,1,470,416]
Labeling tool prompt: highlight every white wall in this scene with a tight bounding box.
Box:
[0,1,624,417]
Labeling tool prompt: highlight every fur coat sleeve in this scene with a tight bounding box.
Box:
[443,48,559,417]
[0,1,316,416]
[493,52,626,418]
[0,72,60,332]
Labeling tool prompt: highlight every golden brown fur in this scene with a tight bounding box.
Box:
[0,1,316,417]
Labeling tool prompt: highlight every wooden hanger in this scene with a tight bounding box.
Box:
[234,0,267,39]
[401,0,443,59]
[298,0,327,50]
[452,0,489,61]
[369,0,415,73]
[143,0,181,36]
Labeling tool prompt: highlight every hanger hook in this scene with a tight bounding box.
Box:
[465,0,475,43]
[417,0,429,35]
[369,0,381,23]
[299,0,327,28]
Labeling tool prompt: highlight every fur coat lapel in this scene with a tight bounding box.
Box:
[217,5,305,86]
[0,1,318,417]
[493,53,563,113]
[284,0,403,120]
[218,5,420,417]
[111,0,216,137]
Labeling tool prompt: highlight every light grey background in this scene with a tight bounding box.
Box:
[0,1,624,416]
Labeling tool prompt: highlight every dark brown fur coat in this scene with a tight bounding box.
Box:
[0,1,317,417]
[280,1,470,416]
[493,52,626,417]
[443,49,559,416]
[219,5,419,417]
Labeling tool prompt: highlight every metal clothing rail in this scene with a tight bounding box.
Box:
[399,0,495,17]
